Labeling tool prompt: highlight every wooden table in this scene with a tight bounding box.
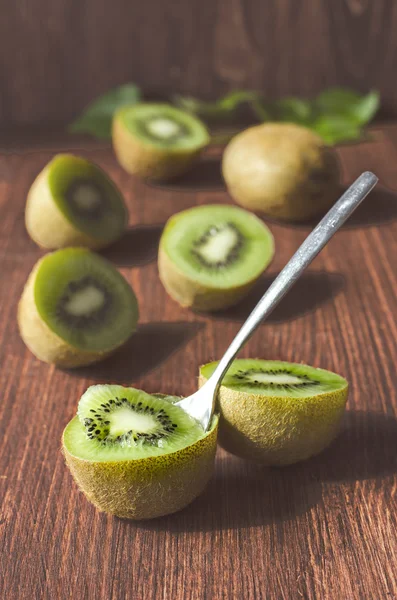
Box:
[0,126,396,600]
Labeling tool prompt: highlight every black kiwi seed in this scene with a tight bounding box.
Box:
[191,222,244,269]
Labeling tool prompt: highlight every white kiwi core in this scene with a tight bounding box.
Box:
[196,226,240,265]
[64,285,106,316]
[73,184,102,210]
[245,372,304,385]
[109,408,158,437]
[147,117,182,139]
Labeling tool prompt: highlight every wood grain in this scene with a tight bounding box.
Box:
[1,0,397,127]
[0,125,397,599]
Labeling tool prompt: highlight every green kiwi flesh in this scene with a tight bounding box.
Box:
[199,359,348,465]
[158,204,274,311]
[113,103,210,181]
[18,248,139,367]
[25,154,128,250]
[222,123,340,222]
[62,385,218,519]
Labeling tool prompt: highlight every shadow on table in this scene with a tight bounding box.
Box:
[301,410,397,482]
[269,187,397,230]
[146,156,225,192]
[101,224,164,268]
[124,454,321,532]
[130,411,397,532]
[209,270,345,324]
[66,321,204,383]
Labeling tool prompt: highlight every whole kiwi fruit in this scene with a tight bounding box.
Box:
[222,123,340,222]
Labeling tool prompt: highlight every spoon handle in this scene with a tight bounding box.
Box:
[209,171,378,394]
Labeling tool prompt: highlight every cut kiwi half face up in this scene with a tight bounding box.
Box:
[159,204,274,311]
[18,248,139,368]
[25,154,128,250]
[63,385,219,519]
[112,103,210,181]
[199,359,349,465]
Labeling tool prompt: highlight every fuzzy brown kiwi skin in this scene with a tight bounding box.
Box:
[112,112,206,182]
[222,123,340,222]
[199,367,348,466]
[158,243,267,312]
[25,155,127,250]
[17,257,131,368]
[62,414,218,519]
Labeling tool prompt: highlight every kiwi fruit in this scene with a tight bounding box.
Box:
[112,103,210,181]
[222,123,340,222]
[18,248,139,368]
[158,204,274,311]
[62,384,218,519]
[25,154,128,250]
[199,359,348,466]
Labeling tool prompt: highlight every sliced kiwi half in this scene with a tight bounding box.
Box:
[112,103,210,181]
[18,248,139,368]
[62,385,218,519]
[158,204,274,311]
[222,123,340,222]
[25,154,128,249]
[199,359,348,465]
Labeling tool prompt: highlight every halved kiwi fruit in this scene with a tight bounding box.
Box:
[199,359,348,465]
[112,103,210,181]
[62,385,218,519]
[158,204,274,311]
[26,154,128,249]
[222,123,340,222]
[18,248,139,368]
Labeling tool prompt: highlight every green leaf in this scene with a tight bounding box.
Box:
[174,90,263,121]
[314,88,379,125]
[271,97,313,125]
[69,84,141,139]
[249,96,270,121]
[217,90,261,110]
[311,115,362,145]
[351,90,380,124]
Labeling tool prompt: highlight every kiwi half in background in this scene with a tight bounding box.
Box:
[158,204,274,311]
[26,154,128,250]
[112,103,210,181]
[222,123,340,222]
[18,248,139,368]
[199,359,348,466]
[63,385,218,519]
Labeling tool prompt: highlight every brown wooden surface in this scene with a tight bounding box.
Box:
[1,0,397,127]
[0,125,397,600]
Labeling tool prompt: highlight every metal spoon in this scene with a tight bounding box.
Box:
[175,172,378,431]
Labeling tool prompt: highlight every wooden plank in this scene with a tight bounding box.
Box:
[1,0,397,127]
[0,128,396,599]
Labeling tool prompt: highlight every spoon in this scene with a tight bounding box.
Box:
[175,172,378,431]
